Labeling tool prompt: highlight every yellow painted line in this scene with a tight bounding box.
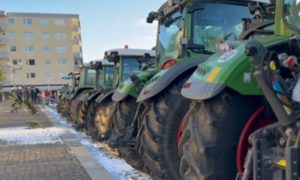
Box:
[207,67,222,83]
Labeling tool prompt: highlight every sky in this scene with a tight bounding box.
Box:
[0,0,165,62]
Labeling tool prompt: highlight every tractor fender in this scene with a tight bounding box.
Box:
[69,86,94,100]
[181,74,226,100]
[112,69,158,102]
[95,89,114,104]
[137,54,210,102]
[180,37,290,101]
[86,90,102,103]
[112,87,129,102]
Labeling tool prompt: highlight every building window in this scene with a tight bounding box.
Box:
[23,18,33,25]
[73,46,81,52]
[55,33,66,40]
[24,45,34,52]
[45,60,51,64]
[58,59,67,65]
[27,73,36,79]
[24,32,34,40]
[42,32,50,39]
[54,19,65,26]
[44,72,53,80]
[7,32,16,39]
[12,59,18,65]
[43,46,50,53]
[7,18,15,25]
[27,59,35,66]
[40,18,48,26]
[9,45,16,52]
[56,46,66,53]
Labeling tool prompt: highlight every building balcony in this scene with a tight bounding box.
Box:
[72,25,80,32]
[0,24,6,33]
[73,39,81,45]
[74,57,82,66]
[0,51,9,59]
[73,52,82,59]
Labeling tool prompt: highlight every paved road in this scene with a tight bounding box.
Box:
[0,101,113,180]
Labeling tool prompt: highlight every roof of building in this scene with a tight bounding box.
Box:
[6,12,79,18]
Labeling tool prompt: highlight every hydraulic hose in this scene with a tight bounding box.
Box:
[245,40,293,126]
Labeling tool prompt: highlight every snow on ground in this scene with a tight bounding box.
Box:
[43,106,151,180]
[0,126,65,145]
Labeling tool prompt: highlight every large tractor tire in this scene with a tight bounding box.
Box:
[58,99,67,116]
[85,101,98,139]
[69,91,88,123]
[56,100,62,113]
[62,100,71,118]
[139,77,191,180]
[77,101,89,129]
[94,98,115,141]
[179,90,260,180]
[110,97,144,171]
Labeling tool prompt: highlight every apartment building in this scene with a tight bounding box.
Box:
[0,11,83,91]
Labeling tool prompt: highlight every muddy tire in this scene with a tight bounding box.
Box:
[110,97,144,171]
[59,99,68,117]
[77,101,89,129]
[69,91,88,123]
[139,77,191,180]
[85,101,98,138]
[179,90,260,180]
[56,100,62,113]
[94,98,115,141]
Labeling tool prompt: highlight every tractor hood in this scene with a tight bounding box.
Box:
[112,68,158,101]
[137,54,210,102]
[181,35,289,100]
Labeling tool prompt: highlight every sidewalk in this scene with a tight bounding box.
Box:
[0,101,114,180]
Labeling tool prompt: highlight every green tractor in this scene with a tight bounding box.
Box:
[87,48,155,141]
[179,0,299,179]
[74,59,114,129]
[102,0,275,179]
[242,1,300,178]
[56,72,80,115]
[67,63,99,122]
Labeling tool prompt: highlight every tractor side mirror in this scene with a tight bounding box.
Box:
[147,12,158,24]
[248,2,260,15]
[105,51,120,63]
[130,73,139,83]
[143,53,151,61]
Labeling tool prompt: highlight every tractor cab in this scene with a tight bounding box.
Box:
[104,48,155,88]
[241,0,300,179]
[89,59,114,90]
[147,0,275,69]
[177,0,300,179]
[77,63,96,88]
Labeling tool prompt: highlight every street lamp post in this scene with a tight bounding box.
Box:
[12,65,22,87]
[7,61,22,88]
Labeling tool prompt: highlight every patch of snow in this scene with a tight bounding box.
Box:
[0,126,66,145]
[43,106,152,180]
